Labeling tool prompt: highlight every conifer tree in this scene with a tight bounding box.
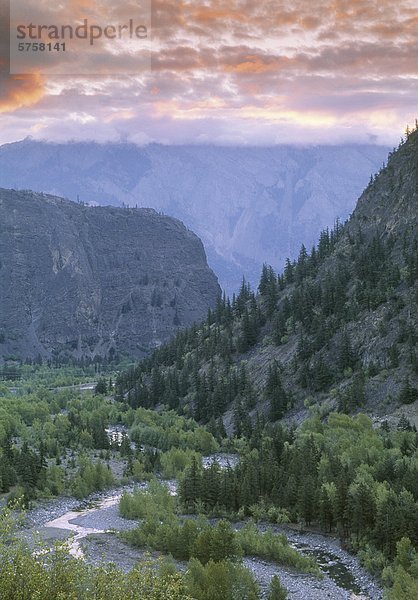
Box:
[268,575,287,599]
[265,361,288,421]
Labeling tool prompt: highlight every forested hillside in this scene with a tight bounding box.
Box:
[116,127,418,430]
[110,126,418,599]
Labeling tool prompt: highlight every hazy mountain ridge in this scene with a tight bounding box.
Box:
[0,140,390,293]
[0,188,220,362]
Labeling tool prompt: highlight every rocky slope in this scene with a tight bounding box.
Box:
[116,130,417,424]
[0,189,220,361]
[0,140,389,293]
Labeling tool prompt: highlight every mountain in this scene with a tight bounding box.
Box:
[115,129,418,428]
[0,140,389,294]
[0,188,220,362]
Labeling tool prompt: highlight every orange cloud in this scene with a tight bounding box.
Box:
[0,73,45,113]
[191,6,244,24]
[223,55,281,74]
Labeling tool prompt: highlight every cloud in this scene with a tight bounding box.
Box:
[0,0,417,144]
[0,73,45,113]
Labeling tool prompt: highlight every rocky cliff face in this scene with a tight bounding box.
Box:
[0,188,220,361]
[349,135,418,240]
[0,140,389,293]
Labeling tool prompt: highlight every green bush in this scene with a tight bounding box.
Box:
[268,575,287,600]
[119,479,175,521]
[70,458,114,499]
[358,544,388,577]
[236,523,320,575]
[124,518,238,565]
[246,501,290,524]
[160,447,202,478]
[185,558,259,600]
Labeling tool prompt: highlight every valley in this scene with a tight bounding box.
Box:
[0,357,415,599]
[1,0,417,596]
[0,130,417,599]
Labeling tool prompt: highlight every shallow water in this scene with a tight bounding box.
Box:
[292,540,362,594]
[45,491,128,558]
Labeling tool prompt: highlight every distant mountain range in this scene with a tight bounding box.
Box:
[0,140,390,293]
[0,189,220,361]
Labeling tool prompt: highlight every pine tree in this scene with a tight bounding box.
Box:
[349,477,376,540]
[284,258,294,284]
[180,456,202,511]
[268,575,287,600]
[259,264,270,296]
[202,461,221,509]
[265,361,288,421]
[95,378,107,394]
[399,379,418,405]
[337,330,356,372]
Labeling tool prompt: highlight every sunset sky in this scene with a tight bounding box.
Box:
[0,0,417,146]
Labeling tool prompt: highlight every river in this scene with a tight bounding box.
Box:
[19,483,382,600]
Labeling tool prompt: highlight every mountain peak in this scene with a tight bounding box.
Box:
[352,128,418,236]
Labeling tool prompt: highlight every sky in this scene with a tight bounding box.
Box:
[0,0,417,146]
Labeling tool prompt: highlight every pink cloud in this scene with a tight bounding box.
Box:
[0,0,416,144]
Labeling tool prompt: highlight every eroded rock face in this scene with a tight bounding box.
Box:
[0,188,220,360]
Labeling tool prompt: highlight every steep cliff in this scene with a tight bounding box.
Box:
[0,188,220,361]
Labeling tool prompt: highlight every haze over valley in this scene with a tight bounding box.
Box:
[0,139,389,293]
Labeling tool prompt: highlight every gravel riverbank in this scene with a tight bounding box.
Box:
[255,523,382,599]
[20,487,383,600]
